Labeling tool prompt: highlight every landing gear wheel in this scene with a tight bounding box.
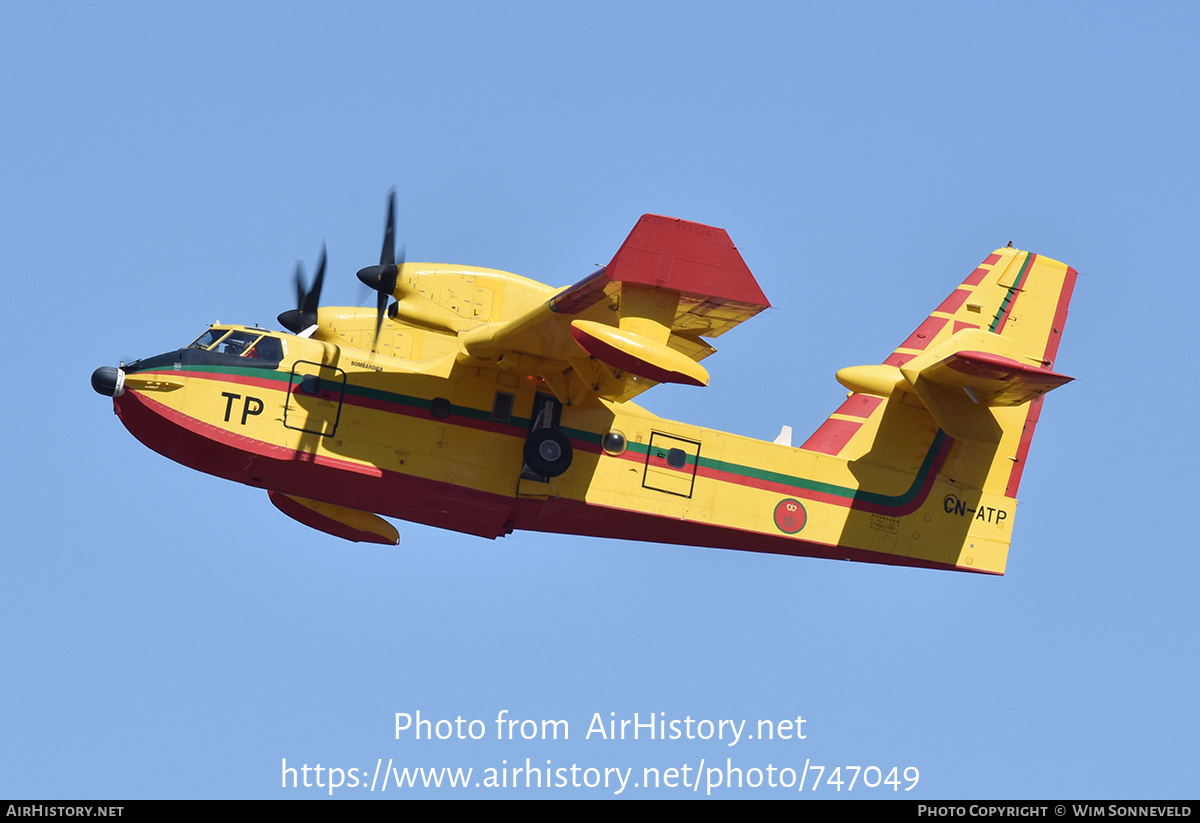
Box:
[524,429,573,478]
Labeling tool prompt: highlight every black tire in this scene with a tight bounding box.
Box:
[524,429,573,478]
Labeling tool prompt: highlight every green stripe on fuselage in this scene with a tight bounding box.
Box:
[176,364,944,506]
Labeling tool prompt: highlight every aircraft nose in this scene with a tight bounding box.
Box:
[91,366,125,397]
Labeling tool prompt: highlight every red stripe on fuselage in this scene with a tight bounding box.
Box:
[612,429,951,517]
[142,367,537,440]
[696,436,950,517]
[141,368,283,394]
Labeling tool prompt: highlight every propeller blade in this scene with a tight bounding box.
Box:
[293,261,305,310]
[381,188,396,267]
[373,244,403,349]
[374,288,388,346]
[355,190,403,351]
[279,246,326,334]
[304,244,327,316]
[284,192,403,346]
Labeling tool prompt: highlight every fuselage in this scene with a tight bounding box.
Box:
[92,214,1075,576]
[97,320,1011,574]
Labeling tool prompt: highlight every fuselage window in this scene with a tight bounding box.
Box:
[602,430,627,455]
[430,397,452,419]
[492,392,514,422]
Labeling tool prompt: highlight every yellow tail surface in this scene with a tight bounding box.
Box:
[802,249,1077,573]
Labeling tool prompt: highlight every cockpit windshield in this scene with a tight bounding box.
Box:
[188,329,228,350]
[187,329,284,362]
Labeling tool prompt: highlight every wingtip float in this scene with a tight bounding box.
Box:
[91,200,1076,574]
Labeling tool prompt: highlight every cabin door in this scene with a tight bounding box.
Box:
[283,360,346,437]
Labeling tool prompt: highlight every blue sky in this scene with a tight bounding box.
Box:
[3,1,1197,798]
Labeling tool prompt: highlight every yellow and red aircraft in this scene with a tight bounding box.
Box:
[91,195,1076,574]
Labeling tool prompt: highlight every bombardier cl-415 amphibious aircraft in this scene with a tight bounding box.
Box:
[91,194,1075,574]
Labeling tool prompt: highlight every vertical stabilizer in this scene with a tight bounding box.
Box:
[802,249,1077,573]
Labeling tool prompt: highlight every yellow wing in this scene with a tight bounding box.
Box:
[386,215,771,405]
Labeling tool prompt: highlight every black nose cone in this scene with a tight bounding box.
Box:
[91,366,124,397]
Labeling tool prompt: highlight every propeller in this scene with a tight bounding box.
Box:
[356,189,405,349]
[278,244,327,334]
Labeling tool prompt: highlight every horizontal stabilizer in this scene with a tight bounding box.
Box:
[837,329,1074,442]
[913,350,1073,406]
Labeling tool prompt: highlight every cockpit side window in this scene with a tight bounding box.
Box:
[186,329,283,364]
[249,336,284,362]
[217,331,284,362]
[214,331,261,357]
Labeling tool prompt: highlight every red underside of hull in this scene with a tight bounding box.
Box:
[114,391,974,573]
[508,498,978,573]
[115,390,515,539]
